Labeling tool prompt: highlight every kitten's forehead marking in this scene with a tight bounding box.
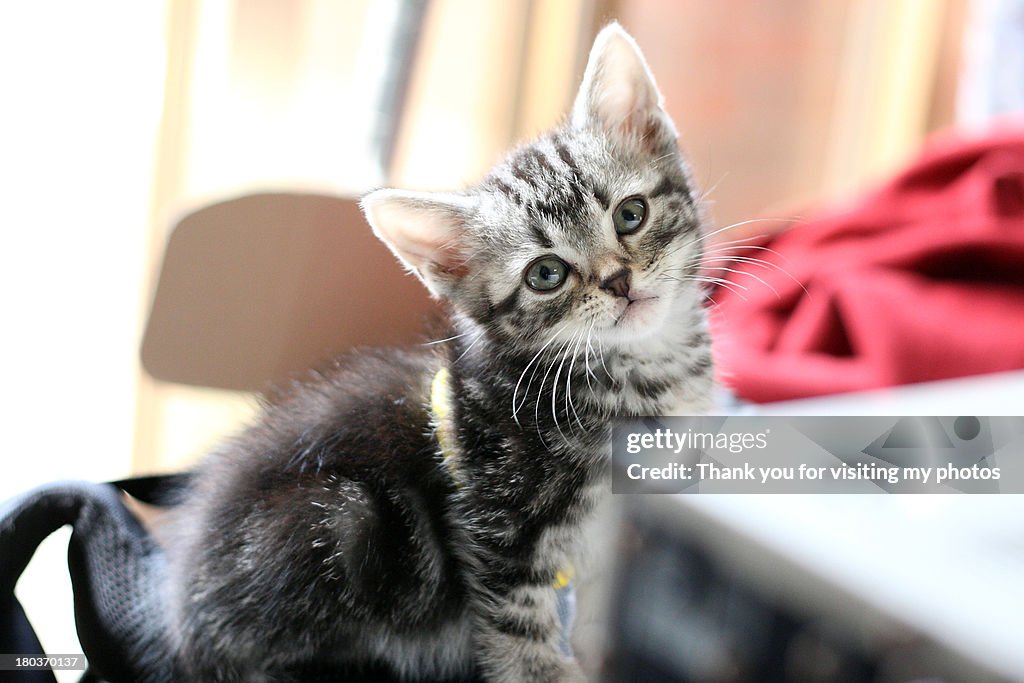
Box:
[487,131,612,254]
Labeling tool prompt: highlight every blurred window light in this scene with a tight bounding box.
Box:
[958,0,1024,126]
[0,0,420,672]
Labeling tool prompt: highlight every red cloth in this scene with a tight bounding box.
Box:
[710,122,1024,403]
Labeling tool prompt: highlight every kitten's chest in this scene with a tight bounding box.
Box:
[588,334,714,415]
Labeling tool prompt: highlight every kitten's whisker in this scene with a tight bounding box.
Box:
[566,329,587,431]
[583,317,598,391]
[422,331,471,346]
[538,336,573,443]
[702,247,794,271]
[688,274,749,292]
[595,335,613,387]
[656,224,751,265]
[695,171,729,205]
[700,242,770,262]
[700,281,749,301]
[551,334,579,443]
[519,337,560,428]
[701,265,781,299]
[647,151,677,167]
[700,234,770,251]
[700,255,808,296]
[674,218,800,259]
[559,330,583,438]
[703,290,723,306]
[703,253,788,274]
[664,273,750,301]
[511,324,567,425]
[711,216,803,236]
[513,333,561,419]
[657,229,713,260]
[706,254,777,266]
[716,243,796,264]
[451,330,485,365]
[698,238,804,281]
[659,219,768,265]
[702,255,786,278]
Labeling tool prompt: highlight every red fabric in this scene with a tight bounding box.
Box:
[709,122,1024,403]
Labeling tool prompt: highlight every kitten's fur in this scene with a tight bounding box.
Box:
[165,23,712,682]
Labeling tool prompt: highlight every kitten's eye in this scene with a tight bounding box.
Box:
[524,256,569,292]
[613,196,648,234]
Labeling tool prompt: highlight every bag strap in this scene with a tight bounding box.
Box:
[109,473,191,507]
[0,475,186,683]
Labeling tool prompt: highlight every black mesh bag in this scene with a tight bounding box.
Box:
[0,476,186,683]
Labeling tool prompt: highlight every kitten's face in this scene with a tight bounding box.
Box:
[466,127,701,350]
[364,24,703,353]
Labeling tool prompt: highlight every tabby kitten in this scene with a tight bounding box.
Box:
[165,22,713,682]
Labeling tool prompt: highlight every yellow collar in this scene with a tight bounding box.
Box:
[431,367,458,469]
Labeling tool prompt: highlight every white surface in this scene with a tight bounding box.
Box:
[676,372,1024,679]
[683,494,1024,679]
[752,369,1024,416]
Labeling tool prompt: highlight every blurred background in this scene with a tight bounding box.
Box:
[3,0,1007,484]
[2,0,1022,679]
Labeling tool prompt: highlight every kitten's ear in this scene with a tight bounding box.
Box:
[571,22,677,151]
[361,189,476,299]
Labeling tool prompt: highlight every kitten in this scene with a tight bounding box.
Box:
[164,22,713,682]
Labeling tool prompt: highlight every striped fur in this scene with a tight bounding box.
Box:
[164,23,712,682]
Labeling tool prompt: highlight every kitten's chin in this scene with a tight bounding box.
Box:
[600,295,671,345]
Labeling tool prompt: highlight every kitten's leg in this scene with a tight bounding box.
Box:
[475,581,586,683]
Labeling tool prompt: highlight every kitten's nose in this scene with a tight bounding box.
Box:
[599,267,632,299]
